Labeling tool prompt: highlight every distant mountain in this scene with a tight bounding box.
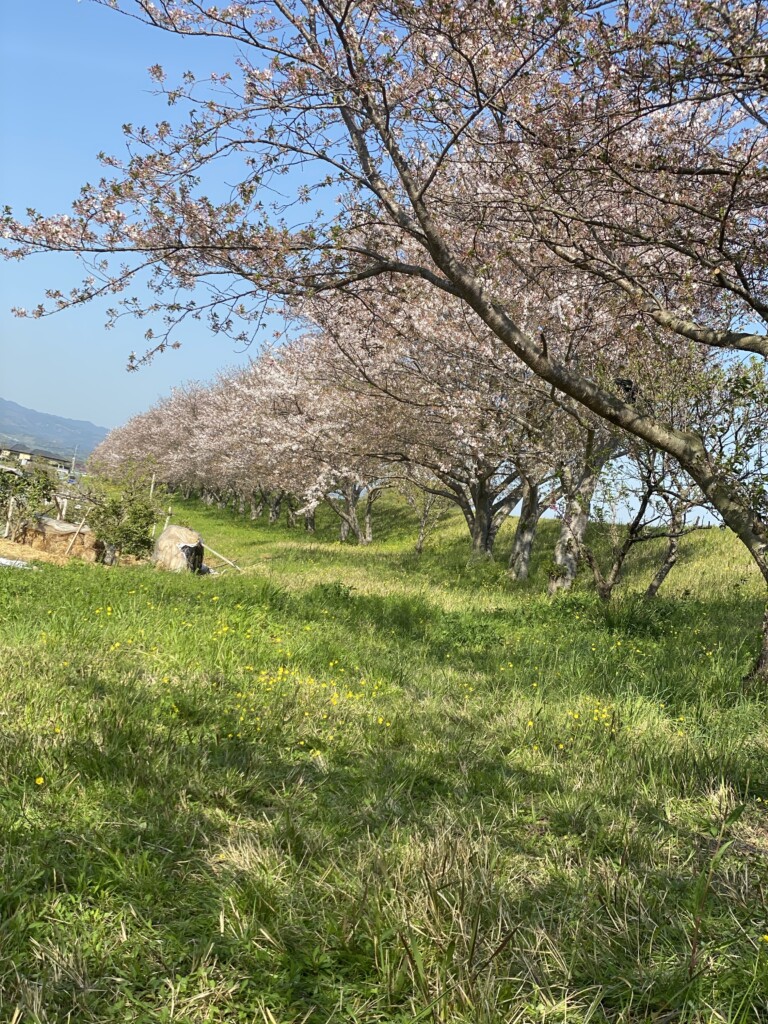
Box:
[0,397,109,458]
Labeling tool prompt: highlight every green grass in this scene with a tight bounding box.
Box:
[2,498,768,1023]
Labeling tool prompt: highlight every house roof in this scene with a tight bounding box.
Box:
[31,448,70,462]
[1,444,70,463]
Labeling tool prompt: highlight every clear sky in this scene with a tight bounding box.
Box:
[0,0,267,430]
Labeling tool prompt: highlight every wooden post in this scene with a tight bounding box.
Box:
[149,474,158,539]
[4,497,13,539]
[64,515,88,557]
[202,543,243,572]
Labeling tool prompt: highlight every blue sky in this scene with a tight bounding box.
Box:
[0,0,266,429]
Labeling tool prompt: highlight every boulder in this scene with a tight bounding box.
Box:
[152,524,205,573]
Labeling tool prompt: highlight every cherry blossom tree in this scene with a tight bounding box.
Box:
[301,289,533,556]
[6,0,768,669]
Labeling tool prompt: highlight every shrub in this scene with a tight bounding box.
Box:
[0,464,56,540]
[87,492,159,558]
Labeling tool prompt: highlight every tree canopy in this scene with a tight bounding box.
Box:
[6,0,768,665]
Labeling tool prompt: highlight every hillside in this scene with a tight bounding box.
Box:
[0,396,108,457]
[0,498,766,1022]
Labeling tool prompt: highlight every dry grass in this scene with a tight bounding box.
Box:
[0,537,71,566]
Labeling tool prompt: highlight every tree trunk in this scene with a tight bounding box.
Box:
[645,533,680,599]
[333,485,363,542]
[470,511,493,557]
[415,513,428,554]
[343,489,363,542]
[304,510,315,533]
[580,546,615,601]
[509,480,541,581]
[250,497,264,520]
[579,484,656,602]
[749,605,768,682]
[548,470,599,595]
[268,495,282,524]
[679,462,768,679]
[413,490,443,553]
[469,479,495,558]
[363,490,378,544]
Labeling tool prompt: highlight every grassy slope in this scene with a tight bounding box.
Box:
[1,498,768,1023]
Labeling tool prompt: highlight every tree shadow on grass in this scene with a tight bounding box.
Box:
[252,574,765,704]
[4,650,768,1023]
[3,543,767,1021]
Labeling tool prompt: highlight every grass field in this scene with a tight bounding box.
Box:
[2,498,768,1023]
